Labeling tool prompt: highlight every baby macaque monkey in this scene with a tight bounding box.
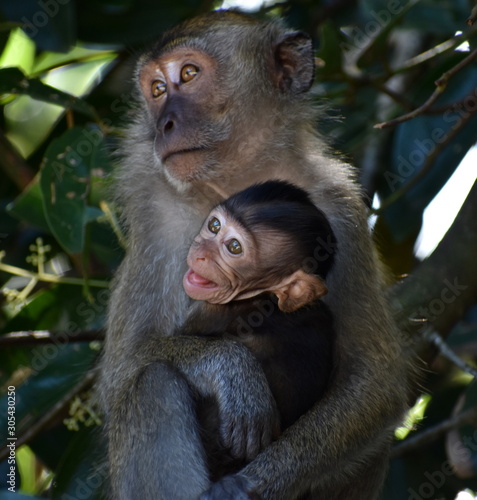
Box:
[182,181,337,464]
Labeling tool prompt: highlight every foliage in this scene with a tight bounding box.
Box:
[0,0,476,498]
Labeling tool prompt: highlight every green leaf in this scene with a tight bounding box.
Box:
[401,0,471,36]
[0,28,35,74]
[356,0,420,68]
[39,126,106,254]
[2,50,115,157]
[0,344,98,450]
[7,177,49,232]
[0,283,104,380]
[51,426,106,500]
[33,46,116,74]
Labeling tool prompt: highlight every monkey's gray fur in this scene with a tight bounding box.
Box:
[99,10,409,500]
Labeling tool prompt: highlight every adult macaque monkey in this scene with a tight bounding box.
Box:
[182,180,336,460]
[100,9,408,500]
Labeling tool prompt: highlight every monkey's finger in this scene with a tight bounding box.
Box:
[245,426,262,460]
[217,416,246,458]
[228,421,249,459]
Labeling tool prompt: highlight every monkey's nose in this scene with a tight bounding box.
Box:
[158,112,176,135]
[163,119,174,133]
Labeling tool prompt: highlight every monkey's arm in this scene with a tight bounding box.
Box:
[104,334,280,499]
[138,336,279,461]
[201,356,404,500]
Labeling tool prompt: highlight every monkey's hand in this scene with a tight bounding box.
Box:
[215,367,280,461]
[191,340,280,461]
[200,473,261,500]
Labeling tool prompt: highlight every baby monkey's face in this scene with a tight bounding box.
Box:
[183,206,261,304]
[182,205,328,312]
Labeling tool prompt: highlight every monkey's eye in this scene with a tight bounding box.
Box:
[208,217,221,234]
[181,64,199,83]
[151,81,166,98]
[227,239,243,255]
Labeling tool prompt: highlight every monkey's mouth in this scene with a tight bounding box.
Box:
[162,146,208,163]
[185,269,217,288]
[183,268,221,301]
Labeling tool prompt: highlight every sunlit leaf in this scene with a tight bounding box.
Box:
[0,28,35,74]
[33,46,117,74]
[395,394,432,440]
[3,50,115,157]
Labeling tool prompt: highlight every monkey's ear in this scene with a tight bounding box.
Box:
[274,32,315,94]
[272,269,327,313]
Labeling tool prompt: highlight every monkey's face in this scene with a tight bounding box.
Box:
[183,207,264,304]
[183,204,329,312]
[139,48,230,182]
[137,14,315,187]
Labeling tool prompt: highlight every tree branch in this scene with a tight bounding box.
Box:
[392,180,477,354]
[391,407,477,458]
[375,48,477,129]
[423,329,477,378]
[0,329,103,346]
[375,104,477,213]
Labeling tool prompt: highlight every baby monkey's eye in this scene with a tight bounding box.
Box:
[227,239,242,255]
[208,217,221,234]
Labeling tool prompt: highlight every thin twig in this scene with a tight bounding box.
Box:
[424,329,477,378]
[100,200,127,249]
[374,85,445,129]
[375,47,477,129]
[0,329,103,346]
[435,47,477,86]
[375,102,477,212]
[391,31,473,75]
[0,260,109,288]
[391,407,477,458]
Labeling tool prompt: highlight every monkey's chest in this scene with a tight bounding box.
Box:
[226,302,335,429]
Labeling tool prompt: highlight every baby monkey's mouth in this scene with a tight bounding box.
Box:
[184,268,217,288]
[183,268,222,302]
